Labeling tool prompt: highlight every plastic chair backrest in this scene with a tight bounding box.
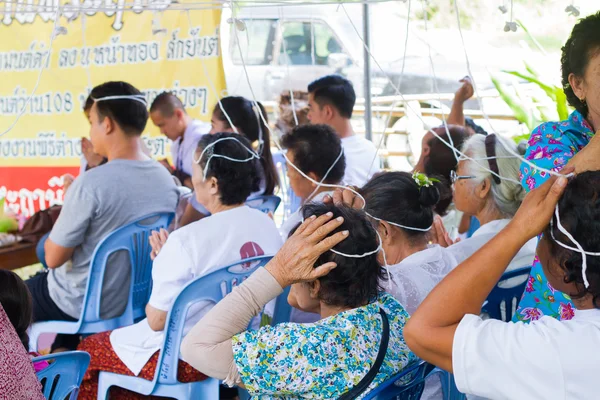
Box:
[152,255,290,387]
[246,195,282,215]
[364,360,429,400]
[429,368,466,400]
[34,351,91,400]
[78,212,174,331]
[482,266,532,322]
[272,151,302,218]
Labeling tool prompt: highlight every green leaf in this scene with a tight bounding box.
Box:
[502,70,556,100]
[491,75,531,129]
[555,88,570,120]
[516,19,548,55]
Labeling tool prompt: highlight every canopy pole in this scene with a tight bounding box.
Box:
[362,2,373,141]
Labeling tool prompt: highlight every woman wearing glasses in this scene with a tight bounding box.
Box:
[438,134,536,293]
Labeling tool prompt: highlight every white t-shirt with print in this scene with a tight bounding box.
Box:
[341,135,381,187]
[110,206,283,375]
[453,308,600,400]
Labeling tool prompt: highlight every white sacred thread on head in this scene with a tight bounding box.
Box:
[92,94,148,107]
[550,204,599,288]
[194,137,260,181]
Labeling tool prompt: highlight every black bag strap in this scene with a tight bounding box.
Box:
[338,308,390,400]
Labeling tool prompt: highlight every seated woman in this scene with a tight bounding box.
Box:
[0,302,44,399]
[181,204,417,399]
[413,125,469,238]
[179,96,279,227]
[405,173,600,399]
[361,171,457,315]
[279,124,346,239]
[0,270,48,372]
[77,132,283,399]
[443,134,536,287]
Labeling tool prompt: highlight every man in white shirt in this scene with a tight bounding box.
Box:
[307,75,380,187]
[278,124,346,239]
[150,92,210,188]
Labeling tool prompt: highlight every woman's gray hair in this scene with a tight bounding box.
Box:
[462,135,526,217]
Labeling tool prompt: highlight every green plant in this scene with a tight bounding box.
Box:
[492,20,572,133]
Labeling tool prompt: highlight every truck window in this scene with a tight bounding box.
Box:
[279,21,345,66]
[231,19,276,65]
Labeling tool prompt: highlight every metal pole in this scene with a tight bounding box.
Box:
[362,2,373,141]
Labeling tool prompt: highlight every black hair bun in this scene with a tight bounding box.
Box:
[418,184,440,208]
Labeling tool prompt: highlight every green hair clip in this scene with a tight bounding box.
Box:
[412,171,439,188]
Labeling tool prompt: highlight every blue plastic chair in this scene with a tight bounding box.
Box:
[30,212,175,351]
[429,368,466,400]
[482,266,532,322]
[246,195,282,215]
[97,255,292,399]
[273,151,302,219]
[364,360,429,400]
[34,351,91,400]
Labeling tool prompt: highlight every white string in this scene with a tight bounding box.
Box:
[305,147,345,202]
[452,0,571,181]
[92,94,148,107]
[551,205,598,288]
[366,213,432,232]
[81,15,92,90]
[0,6,60,138]
[186,10,238,133]
[366,0,412,178]
[422,0,457,162]
[338,3,511,187]
[8,0,403,13]
[193,136,260,181]
[230,0,265,154]
[278,6,299,127]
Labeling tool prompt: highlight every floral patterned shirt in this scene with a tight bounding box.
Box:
[232,293,416,399]
[514,111,594,322]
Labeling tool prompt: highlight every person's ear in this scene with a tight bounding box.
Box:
[208,177,219,195]
[308,172,320,188]
[568,73,586,103]
[323,104,335,121]
[478,177,492,199]
[378,221,394,246]
[103,116,115,135]
[308,280,321,299]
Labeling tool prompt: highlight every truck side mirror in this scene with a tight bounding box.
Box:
[327,53,351,71]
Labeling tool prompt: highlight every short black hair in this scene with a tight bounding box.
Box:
[308,75,356,119]
[0,270,32,349]
[150,92,186,117]
[424,126,469,216]
[292,203,383,309]
[545,171,600,309]
[465,117,488,136]
[83,94,94,112]
[213,97,279,195]
[90,81,148,136]
[196,132,260,205]
[362,171,439,240]
[281,124,346,184]
[561,11,600,117]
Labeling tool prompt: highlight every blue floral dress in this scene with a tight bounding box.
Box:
[232,293,416,399]
[513,111,594,322]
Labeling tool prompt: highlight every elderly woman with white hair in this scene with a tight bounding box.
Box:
[435,134,537,281]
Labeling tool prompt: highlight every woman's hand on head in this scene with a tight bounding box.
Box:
[149,229,169,260]
[266,212,348,288]
[323,187,364,209]
[508,175,568,240]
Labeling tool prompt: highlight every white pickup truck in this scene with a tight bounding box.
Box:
[220,3,506,103]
